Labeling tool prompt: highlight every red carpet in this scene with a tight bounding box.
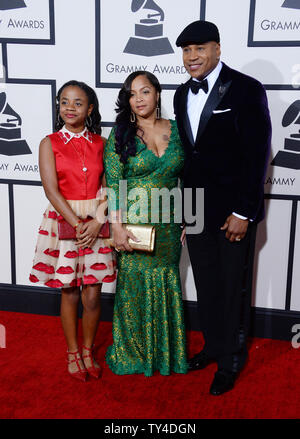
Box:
[0,310,299,419]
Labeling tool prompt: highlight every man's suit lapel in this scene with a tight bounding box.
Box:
[194,64,232,148]
[181,79,194,147]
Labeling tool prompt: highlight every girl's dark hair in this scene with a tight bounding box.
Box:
[55,80,102,134]
[115,71,161,164]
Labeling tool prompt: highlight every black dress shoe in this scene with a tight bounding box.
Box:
[209,369,237,396]
[188,351,213,371]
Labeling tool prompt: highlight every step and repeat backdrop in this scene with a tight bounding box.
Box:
[0,0,300,316]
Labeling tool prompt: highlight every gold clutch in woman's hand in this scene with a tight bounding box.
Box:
[108,224,155,252]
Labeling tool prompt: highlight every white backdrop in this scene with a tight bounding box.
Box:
[0,0,300,313]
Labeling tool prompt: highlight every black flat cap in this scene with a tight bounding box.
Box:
[176,20,220,47]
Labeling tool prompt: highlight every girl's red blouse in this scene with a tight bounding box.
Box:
[48,129,104,200]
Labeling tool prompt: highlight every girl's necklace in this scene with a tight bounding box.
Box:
[70,138,88,179]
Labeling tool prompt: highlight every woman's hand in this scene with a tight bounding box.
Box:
[180,226,186,247]
[75,219,102,248]
[112,224,139,252]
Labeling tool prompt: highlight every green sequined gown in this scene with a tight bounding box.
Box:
[104,120,188,376]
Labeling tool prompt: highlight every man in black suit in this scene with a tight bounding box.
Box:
[174,21,271,395]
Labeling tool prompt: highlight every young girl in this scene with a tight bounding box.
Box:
[30,80,116,382]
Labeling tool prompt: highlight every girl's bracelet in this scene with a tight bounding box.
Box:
[73,220,82,229]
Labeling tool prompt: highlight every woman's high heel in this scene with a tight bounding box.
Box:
[67,350,88,382]
[82,345,101,379]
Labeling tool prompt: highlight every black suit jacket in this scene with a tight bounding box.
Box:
[174,63,272,232]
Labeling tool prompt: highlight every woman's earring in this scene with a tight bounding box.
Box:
[156,106,161,120]
[130,111,136,123]
[85,115,92,129]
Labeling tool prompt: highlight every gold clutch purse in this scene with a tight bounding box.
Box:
[107,224,155,252]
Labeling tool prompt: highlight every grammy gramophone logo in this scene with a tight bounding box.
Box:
[0,0,26,10]
[0,92,31,156]
[281,0,300,9]
[271,100,300,169]
[124,0,174,57]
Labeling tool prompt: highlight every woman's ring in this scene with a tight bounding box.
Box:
[235,237,241,241]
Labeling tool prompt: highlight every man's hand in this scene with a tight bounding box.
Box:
[220,214,249,242]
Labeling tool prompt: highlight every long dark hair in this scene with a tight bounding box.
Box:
[55,80,102,134]
[115,71,161,164]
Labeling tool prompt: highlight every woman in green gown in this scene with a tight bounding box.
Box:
[104,71,188,376]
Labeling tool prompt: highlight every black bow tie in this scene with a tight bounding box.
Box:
[190,78,208,94]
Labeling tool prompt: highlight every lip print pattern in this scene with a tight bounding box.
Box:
[30,201,116,289]
[56,266,74,274]
[91,263,107,270]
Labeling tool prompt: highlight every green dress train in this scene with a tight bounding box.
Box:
[104,119,188,376]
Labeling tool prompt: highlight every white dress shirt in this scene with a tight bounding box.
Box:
[187,61,249,222]
[187,61,223,142]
